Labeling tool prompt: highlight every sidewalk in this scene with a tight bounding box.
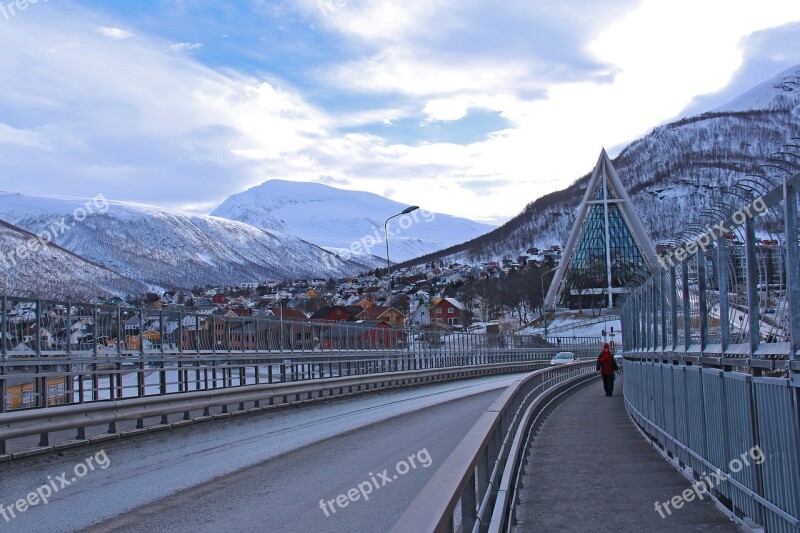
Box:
[512,377,738,531]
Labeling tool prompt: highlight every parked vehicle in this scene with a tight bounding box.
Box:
[550,351,577,366]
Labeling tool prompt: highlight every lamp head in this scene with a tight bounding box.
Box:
[401,206,420,214]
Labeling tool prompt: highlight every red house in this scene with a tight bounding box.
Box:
[211,294,228,306]
[310,305,361,322]
[431,298,465,327]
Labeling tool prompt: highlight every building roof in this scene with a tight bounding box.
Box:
[356,306,405,321]
[269,307,308,321]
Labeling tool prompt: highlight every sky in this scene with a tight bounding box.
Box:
[1,1,800,224]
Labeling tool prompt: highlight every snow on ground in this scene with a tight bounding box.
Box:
[519,313,621,340]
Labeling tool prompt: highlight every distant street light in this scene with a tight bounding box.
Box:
[540,266,559,338]
[385,206,419,297]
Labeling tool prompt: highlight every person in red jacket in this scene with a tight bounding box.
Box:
[596,343,618,396]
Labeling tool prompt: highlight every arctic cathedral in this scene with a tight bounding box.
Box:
[544,149,659,310]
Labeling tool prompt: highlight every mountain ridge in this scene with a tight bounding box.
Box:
[394,63,800,269]
[211,179,496,263]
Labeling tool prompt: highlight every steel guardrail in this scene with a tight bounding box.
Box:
[392,361,597,533]
[0,360,548,459]
[619,169,800,531]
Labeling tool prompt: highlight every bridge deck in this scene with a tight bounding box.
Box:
[513,377,738,531]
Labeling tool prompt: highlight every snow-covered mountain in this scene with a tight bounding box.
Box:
[0,193,374,290]
[396,63,800,267]
[211,180,495,262]
[0,219,147,298]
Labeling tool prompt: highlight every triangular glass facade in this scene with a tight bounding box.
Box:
[559,201,649,308]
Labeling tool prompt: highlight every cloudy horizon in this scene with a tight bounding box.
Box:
[1,0,800,224]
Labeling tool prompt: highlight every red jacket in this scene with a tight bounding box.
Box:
[596,349,618,375]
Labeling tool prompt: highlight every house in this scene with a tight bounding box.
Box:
[357,321,407,349]
[22,325,54,349]
[431,298,465,327]
[356,306,405,328]
[310,305,362,322]
[211,294,228,306]
[5,374,68,410]
[269,307,309,322]
[408,305,431,328]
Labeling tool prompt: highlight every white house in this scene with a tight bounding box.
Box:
[408,305,431,328]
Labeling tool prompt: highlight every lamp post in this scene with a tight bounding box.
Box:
[384,206,419,297]
[540,266,559,338]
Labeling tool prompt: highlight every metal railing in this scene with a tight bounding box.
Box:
[0,295,604,413]
[393,361,597,533]
[0,295,608,456]
[620,164,800,532]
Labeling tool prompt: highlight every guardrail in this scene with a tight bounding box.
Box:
[1,294,604,415]
[0,360,550,458]
[620,167,800,531]
[392,361,598,533]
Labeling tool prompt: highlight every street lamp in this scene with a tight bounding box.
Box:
[384,206,419,297]
[540,266,559,338]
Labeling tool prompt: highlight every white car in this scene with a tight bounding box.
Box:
[550,351,578,366]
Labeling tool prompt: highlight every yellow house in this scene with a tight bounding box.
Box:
[356,306,406,328]
[356,299,373,309]
[6,376,68,409]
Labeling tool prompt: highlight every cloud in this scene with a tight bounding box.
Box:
[1,0,800,225]
[97,26,134,40]
[170,42,203,52]
[317,175,351,186]
[0,123,50,149]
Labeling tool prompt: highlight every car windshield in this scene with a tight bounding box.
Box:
[554,353,571,359]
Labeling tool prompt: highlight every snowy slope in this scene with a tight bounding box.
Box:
[0,193,374,289]
[211,180,495,262]
[396,64,800,267]
[0,219,147,298]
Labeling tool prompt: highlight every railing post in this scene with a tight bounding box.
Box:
[637,288,644,350]
[66,300,72,357]
[1,294,6,360]
[744,216,760,355]
[783,175,800,358]
[178,310,184,355]
[93,305,99,358]
[717,237,730,352]
[159,308,165,356]
[650,277,659,352]
[681,260,691,351]
[670,264,678,351]
[461,471,477,532]
[116,306,122,356]
[195,312,200,353]
[660,268,668,350]
[644,281,651,350]
[35,299,42,355]
[697,250,708,353]
[139,307,145,356]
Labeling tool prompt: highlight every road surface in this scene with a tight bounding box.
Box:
[0,374,520,532]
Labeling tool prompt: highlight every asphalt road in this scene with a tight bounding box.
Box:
[0,374,518,533]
